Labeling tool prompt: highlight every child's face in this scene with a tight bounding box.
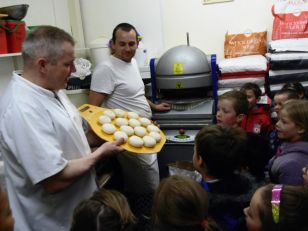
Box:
[243,188,262,231]
[276,109,303,142]
[274,93,289,114]
[245,90,259,110]
[216,99,241,127]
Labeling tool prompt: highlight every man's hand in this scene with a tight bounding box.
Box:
[94,138,125,159]
[153,102,171,112]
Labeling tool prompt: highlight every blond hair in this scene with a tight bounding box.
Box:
[281,100,308,141]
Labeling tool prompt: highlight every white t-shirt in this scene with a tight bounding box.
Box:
[0,73,97,231]
[90,55,152,118]
[90,56,159,194]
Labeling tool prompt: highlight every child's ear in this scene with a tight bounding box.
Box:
[195,153,204,168]
[236,113,245,125]
[297,126,305,136]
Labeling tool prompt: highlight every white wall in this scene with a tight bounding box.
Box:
[0,0,71,94]
[161,0,275,61]
[80,0,276,62]
[0,0,278,94]
[80,0,165,60]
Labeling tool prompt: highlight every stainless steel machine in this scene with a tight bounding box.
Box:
[149,44,218,179]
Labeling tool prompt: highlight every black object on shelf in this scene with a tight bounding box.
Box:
[0,4,29,21]
[66,74,92,90]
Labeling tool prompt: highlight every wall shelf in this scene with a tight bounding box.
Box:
[0,53,22,58]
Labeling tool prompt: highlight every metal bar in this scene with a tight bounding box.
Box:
[211,54,218,121]
[150,58,157,103]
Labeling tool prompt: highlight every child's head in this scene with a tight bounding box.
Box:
[193,124,247,179]
[244,184,308,231]
[71,188,136,231]
[273,88,299,114]
[152,175,221,231]
[240,83,262,110]
[216,90,248,127]
[0,186,14,231]
[276,99,308,142]
[282,82,307,99]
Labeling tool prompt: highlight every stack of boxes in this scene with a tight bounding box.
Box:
[266,1,308,97]
[0,19,26,54]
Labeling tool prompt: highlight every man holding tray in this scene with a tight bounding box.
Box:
[89,23,170,230]
[0,26,124,231]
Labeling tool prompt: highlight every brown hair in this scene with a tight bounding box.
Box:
[280,100,308,141]
[112,23,138,44]
[195,125,247,178]
[70,189,136,231]
[257,184,308,231]
[152,175,222,231]
[240,83,262,98]
[274,88,299,101]
[282,82,307,99]
[218,90,249,116]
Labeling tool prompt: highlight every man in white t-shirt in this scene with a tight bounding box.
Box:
[0,26,124,231]
[89,23,170,229]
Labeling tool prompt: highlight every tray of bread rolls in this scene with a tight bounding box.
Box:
[78,104,166,154]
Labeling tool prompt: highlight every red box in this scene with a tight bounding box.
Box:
[0,20,8,54]
[6,20,26,53]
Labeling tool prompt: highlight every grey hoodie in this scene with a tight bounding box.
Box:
[269,141,308,185]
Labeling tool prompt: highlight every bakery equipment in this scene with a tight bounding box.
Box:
[149,43,218,178]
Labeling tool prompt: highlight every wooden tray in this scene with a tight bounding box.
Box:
[79,104,166,154]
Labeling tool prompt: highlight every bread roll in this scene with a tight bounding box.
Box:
[128,118,141,128]
[134,126,147,137]
[127,111,139,119]
[139,117,151,127]
[120,125,134,136]
[114,108,126,118]
[98,115,111,124]
[149,131,162,142]
[143,135,156,148]
[102,123,116,134]
[103,110,116,119]
[147,124,160,133]
[128,135,144,148]
[115,118,128,127]
[114,131,128,142]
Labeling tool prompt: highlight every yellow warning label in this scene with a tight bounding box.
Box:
[173,63,184,75]
[176,81,183,89]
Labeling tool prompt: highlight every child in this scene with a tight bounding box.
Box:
[193,124,257,231]
[216,90,271,180]
[268,100,308,185]
[282,82,307,99]
[272,88,299,122]
[240,83,273,136]
[152,175,222,231]
[0,186,14,231]
[216,90,248,128]
[244,184,308,231]
[71,188,136,231]
[269,88,299,155]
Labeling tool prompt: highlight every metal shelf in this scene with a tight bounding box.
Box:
[0,53,22,58]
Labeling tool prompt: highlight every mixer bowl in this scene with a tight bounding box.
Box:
[0,4,29,20]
